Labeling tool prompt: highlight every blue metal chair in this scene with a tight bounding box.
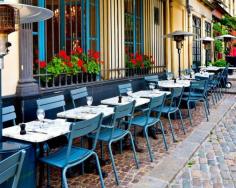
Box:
[131,94,168,162]
[181,80,209,126]
[152,87,186,142]
[90,101,138,185]
[2,105,16,126]
[36,95,66,116]
[118,83,133,95]
[70,87,88,108]
[39,114,105,188]
[144,75,159,88]
[0,150,26,188]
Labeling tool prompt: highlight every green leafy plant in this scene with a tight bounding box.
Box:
[214,39,223,53]
[221,15,236,31]
[212,59,228,67]
[82,50,103,75]
[125,53,154,69]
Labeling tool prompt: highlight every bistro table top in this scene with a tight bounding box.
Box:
[200,66,221,71]
[158,80,191,88]
[3,119,71,143]
[132,90,171,98]
[57,105,114,120]
[101,96,150,107]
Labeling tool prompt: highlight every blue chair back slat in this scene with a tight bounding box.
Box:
[169,87,183,108]
[144,75,159,83]
[189,80,208,97]
[118,83,132,95]
[2,106,16,125]
[70,87,88,108]
[149,94,166,110]
[36,95,65,112]
[113,101,135,120]
[66,114,103,159]
[0,150,26,188]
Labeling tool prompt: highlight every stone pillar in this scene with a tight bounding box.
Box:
[16,24,39,96]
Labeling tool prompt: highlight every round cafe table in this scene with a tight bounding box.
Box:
[158,80,191,88]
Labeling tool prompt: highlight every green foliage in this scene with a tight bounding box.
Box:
[84,59,101,75]
[221,15,236,31]
[47,57,65,76]
[213,22,228,35]
[187,160,196,168]
[212,59,228,67]
[214,39,223,53]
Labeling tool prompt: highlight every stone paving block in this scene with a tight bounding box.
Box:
[131,176,168,188]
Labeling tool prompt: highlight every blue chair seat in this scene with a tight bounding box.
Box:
[40,147,92,168]
[152,106,177,113]
[183,92,204,97]
[131,116,157,127]
[182,96,204,101]
[90,127,128,142]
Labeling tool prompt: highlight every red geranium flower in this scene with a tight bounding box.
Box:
[88,50,94,57]
[76,47,83,54]
[59,50,67,59]
[136,54,143,62]
[77,59,83,68]
[131,59,137,65]
[67,62,73,68]
[82,66,87,73]
[93,52,100,60]
[39,61,47,68]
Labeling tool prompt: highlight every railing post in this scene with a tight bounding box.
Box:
[16,24,40,96]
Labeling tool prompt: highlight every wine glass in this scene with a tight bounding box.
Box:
[149,83,155,91]
[86,96,93,107]
[37,108,45,128]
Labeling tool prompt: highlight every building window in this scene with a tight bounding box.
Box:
[205,21,212,62]
[33,0,100,69]
[124,0,143,55]
[192,15,201,68]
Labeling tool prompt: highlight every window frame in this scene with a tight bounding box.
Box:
[124,0,144,55]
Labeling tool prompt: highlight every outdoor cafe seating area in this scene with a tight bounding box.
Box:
[0,66,230,188]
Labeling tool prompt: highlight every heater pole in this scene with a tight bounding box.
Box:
[178,48,181,78]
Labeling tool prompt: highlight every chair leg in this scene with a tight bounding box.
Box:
[93,152,106,188]
[144,126,154,162]
[128,131,139,168]
[205,96,210,115]
[211,89,215,105]
[108,142,120,185]
[178,109,186,134]
[187,101,193,127]
[120,139,123,154]
[167,113,177,142]
[100,141,104,161]
[62,169,67,188]
[158,121,168,151]
[203,100,209,121]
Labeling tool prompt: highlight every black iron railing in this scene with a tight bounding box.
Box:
[33,65,166,90]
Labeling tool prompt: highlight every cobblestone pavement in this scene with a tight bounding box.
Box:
[170,100,236,188]
[41,94,235,188]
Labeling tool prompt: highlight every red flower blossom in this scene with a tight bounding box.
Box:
[82,66,87,73]
[131,59,137,65]
[77,59,83,68]
[59,50,67,59]
[93,52,100,60]
[67,62,73,68]
[39,61,47,68]
[88,50,94,57]
[130,53,134,58]
[136,54,143,62]
[76,47,83,54]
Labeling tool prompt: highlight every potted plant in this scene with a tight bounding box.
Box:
[82,49,103,82]
[125,53,154,76]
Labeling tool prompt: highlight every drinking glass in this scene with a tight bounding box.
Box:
[37,108,45,128]
[149,83,155,91]
[86,96,93,107]
[126,88,132,96]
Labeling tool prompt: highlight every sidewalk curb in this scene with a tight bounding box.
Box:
[131,95,236,188]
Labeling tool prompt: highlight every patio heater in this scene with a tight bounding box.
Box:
[0,0,53,141]
[165,31,195,78]
[197,37,214,67]
[215,34,236,56]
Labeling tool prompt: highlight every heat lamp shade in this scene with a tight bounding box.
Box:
[196,37,214,42]
[215,34,236,40]
[0,1,53,23]
[164,30,196,39]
